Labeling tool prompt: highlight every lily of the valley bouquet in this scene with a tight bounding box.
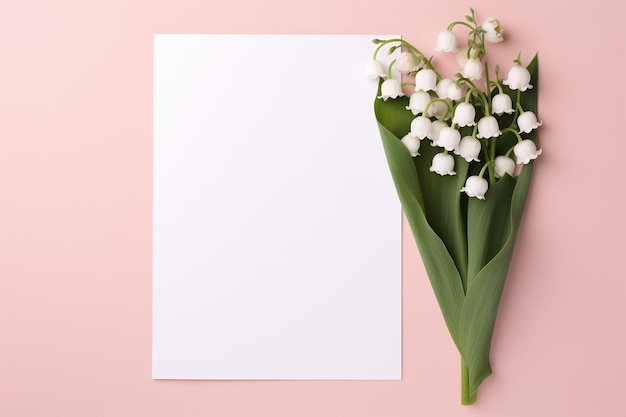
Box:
[367,9,540,405]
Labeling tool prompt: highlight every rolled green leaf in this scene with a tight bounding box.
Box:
[377,121,466,349]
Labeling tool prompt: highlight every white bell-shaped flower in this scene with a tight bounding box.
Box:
[430,153,456,176]
[461,176,488,199]
[414,69,437,92]
[495,156,516,178]
[492,93,514,115]
[514,139,542,164]
[454,136,481,162]
[395,52,421,74]
[517,111,542,133]
[436,30,458,52]
[436,78,454,99]
[503,65,533,91]
[378,79,404,101]
[428,120,448,144]
[409,116,432,140]
[481,17,504,43]
[462,58,483,80]
[437,127,461,151]
[452,102,476,127]
[476,116,501,138]
[447,82,467,101]
[401,134,421,157]
[365,60,387,79]
[406,91,431,115]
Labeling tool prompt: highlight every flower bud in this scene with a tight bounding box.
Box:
[437,127,462,151]
[503,65,533,91]
[401,134,421,157]
[461,176,488,199]
[405,91,431,115]
[410,116,432,140]
[477,116,501,139]
[429,153,456,176]
[378,79,404,101]
[517,111,542,133]
[454,136,481,162]
[436,30,458,52]
[365,60,387,79]
[435,78,453,99]
[452,102,476,127]
[514,140,542,164]
[462,58,483,80]
[495,156,516,178]
[414,69,437,92]
[492,93,514,115]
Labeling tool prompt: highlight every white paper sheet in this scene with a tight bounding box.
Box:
[153,34,401,380]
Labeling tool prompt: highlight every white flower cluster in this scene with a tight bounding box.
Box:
[368,11,542,199]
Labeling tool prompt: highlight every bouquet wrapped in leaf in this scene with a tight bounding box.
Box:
[367,9,541,404]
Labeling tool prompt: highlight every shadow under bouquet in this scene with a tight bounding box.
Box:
[367,9,541,405]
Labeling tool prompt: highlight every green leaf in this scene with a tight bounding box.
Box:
[466,175,515,285]
[412,141,469,289]
[374,83,469,291]
[374,85,467,348]
[377,121,466,349]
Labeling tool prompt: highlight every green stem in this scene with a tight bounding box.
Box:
[494,65,504,94]
[461,358,477,405]
[502,127,524,142]
[457,77,490,111]
[480,138,490,164]
[481,34,491,114]
[478,159,494,178]
[447,20,474,31]
[387,59,397,80]
[489,138,496,184]
[507,90,522,130]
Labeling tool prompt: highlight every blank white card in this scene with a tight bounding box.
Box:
[153,34,401,379]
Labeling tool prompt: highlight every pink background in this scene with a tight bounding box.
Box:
[1,0,624,416]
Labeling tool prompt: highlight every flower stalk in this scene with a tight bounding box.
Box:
[461,358,475,405]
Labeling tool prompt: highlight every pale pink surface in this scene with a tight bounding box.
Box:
[0,0,625,416]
